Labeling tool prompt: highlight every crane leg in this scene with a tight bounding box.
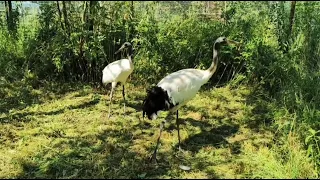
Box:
[176,110,182,151]
[150,120,166,163]
[122,85,126,114]
[108,82,117,119]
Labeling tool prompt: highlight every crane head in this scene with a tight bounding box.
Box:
[115,42,132,54]
[214,37,240,49]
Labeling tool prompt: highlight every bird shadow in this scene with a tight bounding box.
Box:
[156,110,239,154]
[170,117,239,153]
[126,101,143,112]
[180,123,239,153]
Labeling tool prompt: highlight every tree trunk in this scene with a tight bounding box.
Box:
[5,1,8,28]
[82,1,88,24]
[224,1,227,24]
[89,1,98,32]
[129,1,134,40]
[62,1,70,36]
[78,37,86,81]
[88,1,99,82]
[80,1,88,59]
[8,1,12,27]
[78,1,94,82]
[56,1,64,30]
[288,1,296,38]
[5,1,13,32]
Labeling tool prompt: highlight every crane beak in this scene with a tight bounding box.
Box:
[227,39,240,46]
[115,45,125,54]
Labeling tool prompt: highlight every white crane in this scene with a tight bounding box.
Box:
[142,37,239,162]
[102,42,134,118]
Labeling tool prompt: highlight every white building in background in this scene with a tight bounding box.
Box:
[0,1,5,12]
[0,1,44,15]
[18,1,40,15]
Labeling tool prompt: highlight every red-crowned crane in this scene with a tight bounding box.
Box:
[142,37,239,162]
[102,42,134,119]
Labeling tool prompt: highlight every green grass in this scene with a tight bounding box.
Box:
[0,80,317,178]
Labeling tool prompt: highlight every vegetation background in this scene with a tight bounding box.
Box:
[0,1,319,178]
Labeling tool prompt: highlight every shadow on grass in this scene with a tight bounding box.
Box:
[0,81,92,115]
[13,109,258,178]
[242,87,274,133]
[172,117,239,153]
[0,88,42,114]
[182,123,239,152]
[126,101,143,112]
[126,90,146,112]
[0,98,100,124]
[14,126,174,179]
[199,83,274,134]
[8,81,275,179]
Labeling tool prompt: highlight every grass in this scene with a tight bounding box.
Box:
[0,80,317,178]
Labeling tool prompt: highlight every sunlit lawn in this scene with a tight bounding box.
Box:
[0,80,316,178]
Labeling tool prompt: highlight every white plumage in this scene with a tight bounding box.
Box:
[156,68,212,116]
[142,36,239,162]
[102,42,134,118]
[102,58,134,85]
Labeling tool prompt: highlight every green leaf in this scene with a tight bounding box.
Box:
[138,172,147,179]
[309,128,316,135]
[305,135,313,144]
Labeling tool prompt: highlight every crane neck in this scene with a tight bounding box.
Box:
[127,47,134,62]
[207,43,220,74]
